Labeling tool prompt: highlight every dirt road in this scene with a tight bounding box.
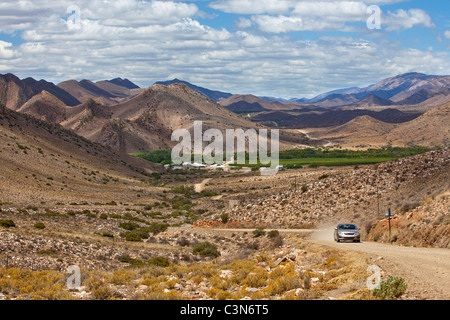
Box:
[193,226,450,299]
[311,228,450,300]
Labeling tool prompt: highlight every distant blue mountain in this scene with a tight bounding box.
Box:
[308,87,361,103]
[155,79,232,102]
[108,78,140,89]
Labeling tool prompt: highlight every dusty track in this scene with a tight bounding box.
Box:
[311,228,450,300]
[200,226,450,299]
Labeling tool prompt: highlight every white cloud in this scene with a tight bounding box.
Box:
[445,31,450,39]
[236,17,252,29]
[212,0,434,33]
[210,0,408,15]
[291,1,367,19]
[252,15,304,33]
[210,0,294,15]
[384,9,434,30]
[0,0,447,98]
[0,41,16,59]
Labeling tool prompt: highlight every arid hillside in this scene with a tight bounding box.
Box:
[16,91,69,123]
[220,94,300,112]
[307,115,396,147]
[0,105,159,205]
[385,102,450,147]
[307,102,450,148]
[60,83,310,153]
[57,79,143,106]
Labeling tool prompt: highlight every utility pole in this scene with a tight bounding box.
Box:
[376,166,380,218]
[377,184,380,217]
[385,208,393,243]
[388,208,392,243]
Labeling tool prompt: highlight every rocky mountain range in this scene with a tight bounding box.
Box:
[0,73,80,110]
[216,72,450,112]
[308,72,450,108]
[0,72,449,152]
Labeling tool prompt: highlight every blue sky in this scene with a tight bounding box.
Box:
[0,0,449,98]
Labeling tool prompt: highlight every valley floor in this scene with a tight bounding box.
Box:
[0,149,449,300]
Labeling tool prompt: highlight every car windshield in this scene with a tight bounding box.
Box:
[339,224,357,230]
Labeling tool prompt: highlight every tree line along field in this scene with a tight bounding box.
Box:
[132,146,434,169]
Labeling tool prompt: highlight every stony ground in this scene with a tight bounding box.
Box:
[210,149,449,248]
[0,149,448,300]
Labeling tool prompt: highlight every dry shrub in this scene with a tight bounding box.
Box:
[241,269,269,288]
[110,269,139,285]
[0,268,71,300]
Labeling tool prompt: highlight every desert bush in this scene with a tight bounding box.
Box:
[267,230,279,238]
[37,248,58,255]
[300,272,311,290]
[399,202,420,214]
[102,232,114,238]
[168,195,193,210]
[176,237,190,247]
[252,227,266,238]
[242,269,268,288]
[193,242,220,258]
[117,254,146,267]
[90,280,117,300]
[220,213,229,224]
[42,211,65,217]
[0,220,15,228]
[247,240,259,250]
[119,222,140,231]
[66,210,76,216]
[142,289,182,300]
[270,235,284,248]
[146,222,169,235]
[148,256,171,267]
[265,263,302,295]
[207,287,237,300]
[372,276,407,300]
[33,222,46,230]
[170,210,183,218]
[124,229,149,242]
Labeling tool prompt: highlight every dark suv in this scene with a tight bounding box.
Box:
[334,224,361,242]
